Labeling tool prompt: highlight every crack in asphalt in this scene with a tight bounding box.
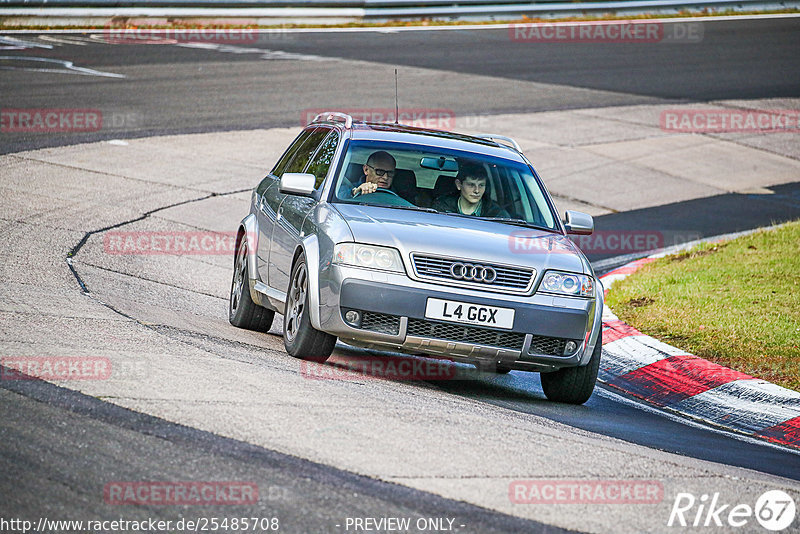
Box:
[79,260,227,300]
[66,187,248,290]
[54,185,291,375]
[151,324,283,353]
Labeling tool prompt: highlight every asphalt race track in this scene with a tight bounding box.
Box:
[2,17,800,153]
[1,15,800,533]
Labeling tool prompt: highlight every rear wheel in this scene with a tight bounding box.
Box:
[229,234,275,332]
[540,333,602,405]
[283,255,336,363]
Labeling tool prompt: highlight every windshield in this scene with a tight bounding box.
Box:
[331,140,558,230]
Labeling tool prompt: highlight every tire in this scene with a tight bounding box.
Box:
[540,332,602,405]
[229,234,275,332]
[283,255,336,363]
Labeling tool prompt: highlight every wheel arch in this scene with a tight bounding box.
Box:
[579,281,604,366]
[236,214,263,307]
[291,235,323,330]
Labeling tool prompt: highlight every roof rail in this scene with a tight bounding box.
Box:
[475,134,521,152]
[311,111,353,128]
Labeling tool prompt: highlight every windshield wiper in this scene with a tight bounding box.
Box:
[349,203,556,231]
[480,217,559,233]
[441,212,557,233]
[352,202,438,214]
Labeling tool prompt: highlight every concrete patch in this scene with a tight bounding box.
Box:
[2,101,799,532]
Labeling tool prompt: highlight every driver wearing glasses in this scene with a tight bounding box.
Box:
[339,151,396,199]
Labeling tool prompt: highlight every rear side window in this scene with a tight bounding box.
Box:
[305,131,340,189]
[284,128,331,175]
[271,129,315,177]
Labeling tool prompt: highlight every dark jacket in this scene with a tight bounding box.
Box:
[432,194,509,218]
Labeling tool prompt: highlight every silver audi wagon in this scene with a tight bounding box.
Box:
[230,112,603,404]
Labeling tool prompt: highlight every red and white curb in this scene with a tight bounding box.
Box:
[598,257,800,451]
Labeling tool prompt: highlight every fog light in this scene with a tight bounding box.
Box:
[344,310,361,327]
[563,341,578,355]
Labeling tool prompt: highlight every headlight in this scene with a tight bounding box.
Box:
[333,243,404,273]
[538,271,594,297]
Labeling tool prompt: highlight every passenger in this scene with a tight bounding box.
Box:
[432,163,509,217]
[339,151,396,199]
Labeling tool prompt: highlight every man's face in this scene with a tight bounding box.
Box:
[457,176,487,206]
[363,159,396,189]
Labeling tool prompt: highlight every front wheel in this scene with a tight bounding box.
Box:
[540,332,602,405]
[283,255,336,363]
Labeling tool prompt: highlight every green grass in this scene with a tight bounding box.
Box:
[3,8,798,30]
[606,220,800,392]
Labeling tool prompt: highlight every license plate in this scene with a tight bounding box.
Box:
[424,298,515,330]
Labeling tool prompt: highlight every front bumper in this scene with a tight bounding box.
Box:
[318,265,601,371]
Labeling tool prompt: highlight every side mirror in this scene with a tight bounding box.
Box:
[279,173,316,196]
[563,210,594,235]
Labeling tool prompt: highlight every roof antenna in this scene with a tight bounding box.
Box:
[394,68,399,125]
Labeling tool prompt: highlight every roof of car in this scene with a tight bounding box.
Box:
[316,120,528,163]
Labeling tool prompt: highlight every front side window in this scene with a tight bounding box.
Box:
[331,140,558,230]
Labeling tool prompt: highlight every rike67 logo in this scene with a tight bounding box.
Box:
[668,490,796,531]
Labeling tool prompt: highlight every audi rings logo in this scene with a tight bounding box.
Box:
[450,262,497,283]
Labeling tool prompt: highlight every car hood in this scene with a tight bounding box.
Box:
[332,203,590,275]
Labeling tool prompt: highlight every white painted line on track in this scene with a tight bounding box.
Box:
[0,35,52,48]
[0,56,125,78]
[601,335,688,371]
[671,380,800,431]
[596,386,800,456]
[37,35,89,46]
[175,42,327,60]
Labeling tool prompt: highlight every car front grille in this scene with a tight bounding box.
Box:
[411,254,534,293]
[406,318,526,351]
[360,311,401,336]
[355,313,575,358]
